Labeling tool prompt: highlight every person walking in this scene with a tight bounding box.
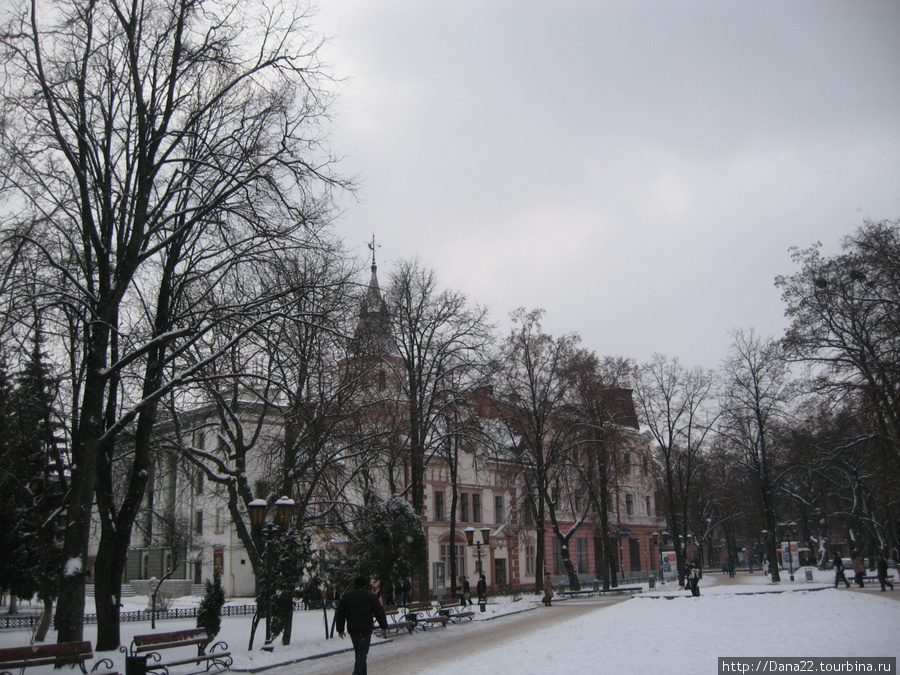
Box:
[833,553,850,588]
[852,552,866,588]
[476,573,487,606]
[876,553,894,592]
[461,576,471,606]
[727,560,735,578]
[542,571,555,606]
[335,576,389,675]
[689,562,701,596]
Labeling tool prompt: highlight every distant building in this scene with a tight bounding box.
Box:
[123,252,663,596]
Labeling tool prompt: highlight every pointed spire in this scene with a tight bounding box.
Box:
[354,235,394,356]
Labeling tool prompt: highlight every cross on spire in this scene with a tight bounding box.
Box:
[367,234,380,269]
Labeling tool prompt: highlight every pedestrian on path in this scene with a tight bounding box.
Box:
[876,553,894,592]
[833,553,850,588]
[688,562,701,596]
[476,574,487,606]
[335,576,389,675]
[542,571,555,606]
[852,553,866,588]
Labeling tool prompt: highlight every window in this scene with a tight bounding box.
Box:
[441,544,465,577]
[625,493,634,516]
[215,507,225,534]
[629,539,642,572]
[526,545,535,575]
[622,452,630,474]
[194,510,203,535]
[377,370,386,391]
[552,539,563,574]
[472,493,481,523]
[642,456,649,476]
[460,493,469,523]
[574,493,583,514]
[195,471,204,495]
[254,480,271,500]
[495,495,504,524]
[576,538,588,574]
[521,495,535,526]
[646,496,653,516]
[434,491,445,521]
[551,485,560,506]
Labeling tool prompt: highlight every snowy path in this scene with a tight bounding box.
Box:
[265,597,627,675]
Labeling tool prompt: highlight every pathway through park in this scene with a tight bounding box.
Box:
[265,594,629,675]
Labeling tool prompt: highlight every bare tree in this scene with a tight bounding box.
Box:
[163,245,374,646]
[718,330,793,582]
[384,259,493,599]
[777,219,900,463]
[569,352,636,590]
[0,0,344,646]
[491,308,580,594]
[633,354,717,584]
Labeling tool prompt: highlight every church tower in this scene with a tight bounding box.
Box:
[353,236,395,357]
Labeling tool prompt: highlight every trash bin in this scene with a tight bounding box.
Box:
[479,600,486,613]
[126,655,147,675]
[648,576,656,590]
[804,568,814,583]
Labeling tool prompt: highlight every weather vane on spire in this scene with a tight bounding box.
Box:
[367,234,380,268]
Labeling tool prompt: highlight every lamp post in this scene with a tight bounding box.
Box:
[464,526,491,610]
[249,496,294,650]
[464,526,492,575]
[785,522,798,582]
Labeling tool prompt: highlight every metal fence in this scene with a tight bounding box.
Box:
[0,603,264,631]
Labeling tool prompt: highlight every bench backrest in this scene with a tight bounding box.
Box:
[133,629,209,652]
[439,599,461,609]
[406,601,432,612]
[0,641,92,668]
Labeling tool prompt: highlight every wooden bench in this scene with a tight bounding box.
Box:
[597,585,643,595]
[560,589,596,598]
[403,601,449,631]
[861,574,895,586]
[126,628,231,675]
[0,641,119,675]
[437,598,475,622]
[380,605,416,635]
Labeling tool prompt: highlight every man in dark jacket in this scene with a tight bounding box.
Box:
[335,576,389,675]
[876,553,894,592]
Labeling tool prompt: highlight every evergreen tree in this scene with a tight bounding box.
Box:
[196,569,226,642]
[0,339,65,636]
[345,495,426,596]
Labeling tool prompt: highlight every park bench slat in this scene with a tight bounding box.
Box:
[0,641,119,675]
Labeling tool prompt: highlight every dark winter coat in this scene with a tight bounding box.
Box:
[877,557,889,580]
[335,588,388,636]
[476,577,487,599]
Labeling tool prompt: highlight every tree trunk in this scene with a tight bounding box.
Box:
[561,547,580,591]
[35,598,53,642]
[93,533,127,651]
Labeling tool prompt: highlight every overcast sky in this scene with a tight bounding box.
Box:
[312,0,900,371]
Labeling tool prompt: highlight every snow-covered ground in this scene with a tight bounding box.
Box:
[2,568,898,674]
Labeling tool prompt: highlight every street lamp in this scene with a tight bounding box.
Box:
[783,522,798,582]
[249,496,295,650]
[464,526,492,576]
[464,526,491,611]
